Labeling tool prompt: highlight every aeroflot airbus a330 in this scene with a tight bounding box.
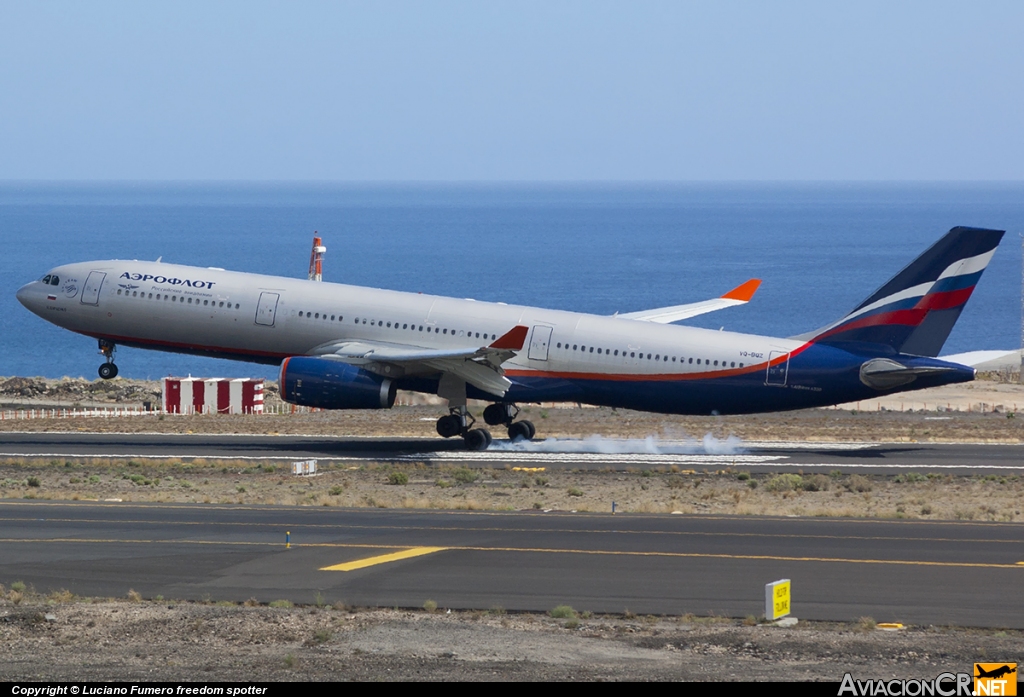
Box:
[17,226,1004,450]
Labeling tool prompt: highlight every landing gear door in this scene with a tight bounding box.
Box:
[80,272,106,306]
[528,325,553,361]
[255,292,280,327]
[765,351,790,386]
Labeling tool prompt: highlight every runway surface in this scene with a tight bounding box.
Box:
[1,500,1021,627]
[1,432,1022,474]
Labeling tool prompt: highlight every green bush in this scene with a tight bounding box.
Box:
[453,468,477,484]
[388,471,409,486]
[766,474,803,492]
[549,605,577,619]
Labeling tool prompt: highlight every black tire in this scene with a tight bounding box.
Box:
[464,428,490,451]
[482,403,505,426]
[482,429,493,448]
[520,420,536,440]
[98,363,118,380]
[436,414,462,438]
[508,421,531,441]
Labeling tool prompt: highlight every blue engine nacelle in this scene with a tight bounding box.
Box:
[280,356,397,410]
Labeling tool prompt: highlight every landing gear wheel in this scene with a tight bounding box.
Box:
[98,363,118,380]
[483,403,504,426]
[508,420,535,441]
[436,414,462,438]
[464,428,492,451]
[521,420,536,440]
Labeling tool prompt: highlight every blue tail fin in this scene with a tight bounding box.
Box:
[803,226,1004,356]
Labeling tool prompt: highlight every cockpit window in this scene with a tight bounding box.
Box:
[42,275,52,284]
[50,276,60,286]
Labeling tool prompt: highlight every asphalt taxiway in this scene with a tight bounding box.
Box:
[1,500,1021,628]
[0,432,1022,474]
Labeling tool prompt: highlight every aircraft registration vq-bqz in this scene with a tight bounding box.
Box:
[17,226,1004,450]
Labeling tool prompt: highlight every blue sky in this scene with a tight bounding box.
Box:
[2,1,1022,180]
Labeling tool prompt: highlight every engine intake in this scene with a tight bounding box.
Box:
[280,356,396,410]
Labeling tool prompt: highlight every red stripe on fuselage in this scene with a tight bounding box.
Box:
[505,345,806,383]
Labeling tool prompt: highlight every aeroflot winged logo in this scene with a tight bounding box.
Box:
[120,271,216,289]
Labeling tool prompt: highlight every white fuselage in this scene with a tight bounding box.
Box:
[18,259,797,380]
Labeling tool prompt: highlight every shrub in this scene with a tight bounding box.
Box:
[453,468,477,484]
[423,599,438,613]
[550,605,577,619]
[26,477,41,488]
[388,471,409,486]
[567,487,584,497]
[766,474,803,492]
[269,599,293,608]
[736,472,750,481]
[846,475,873,492]
[800,474,830,492]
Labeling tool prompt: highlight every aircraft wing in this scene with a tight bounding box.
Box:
[310,325,529,397]
[616,279,761,323]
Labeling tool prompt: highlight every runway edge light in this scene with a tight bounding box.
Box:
[766,579,791,622]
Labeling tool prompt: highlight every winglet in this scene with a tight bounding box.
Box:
[489,325,529,350]
[721,278,761,302]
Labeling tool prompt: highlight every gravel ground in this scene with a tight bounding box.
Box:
[2,376,1022,681]
[1,594,1020,681]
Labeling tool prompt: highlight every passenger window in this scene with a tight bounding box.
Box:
[235,304,240,309]
[696,359,700,364]
[714,360,718,366]
[655,354,659,360]
[204,300,208,305]
[688,358,693,364]
[573,345,578,350]
[117,289,122,295]
[731,362,735,367]
[589,347,594,353]
[630,352,635,358]
[132,291,137,297]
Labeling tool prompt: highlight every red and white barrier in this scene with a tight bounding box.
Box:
[163,377,264,414]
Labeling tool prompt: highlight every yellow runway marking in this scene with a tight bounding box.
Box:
[320,546,446,572]
[1,538,1021,570]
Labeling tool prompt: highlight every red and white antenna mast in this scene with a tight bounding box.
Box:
[308,232,326,282]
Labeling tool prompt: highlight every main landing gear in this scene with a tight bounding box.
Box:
[436,406,492,451]
[483,403,536,441]
[97,339,119,380]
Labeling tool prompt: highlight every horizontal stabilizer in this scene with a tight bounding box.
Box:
[618,279,761,323]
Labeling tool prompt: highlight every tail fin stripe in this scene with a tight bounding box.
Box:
[801,226,1004,357]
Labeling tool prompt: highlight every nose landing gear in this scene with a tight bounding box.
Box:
[97,340,118,380]
[436,406,492,451]
[483,402,536,441]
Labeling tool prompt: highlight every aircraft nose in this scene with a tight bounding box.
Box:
[16,282,35,309]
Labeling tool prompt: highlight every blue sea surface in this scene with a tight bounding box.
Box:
[1,182,1021,380]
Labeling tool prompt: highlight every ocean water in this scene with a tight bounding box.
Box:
[1,182,1021,381]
